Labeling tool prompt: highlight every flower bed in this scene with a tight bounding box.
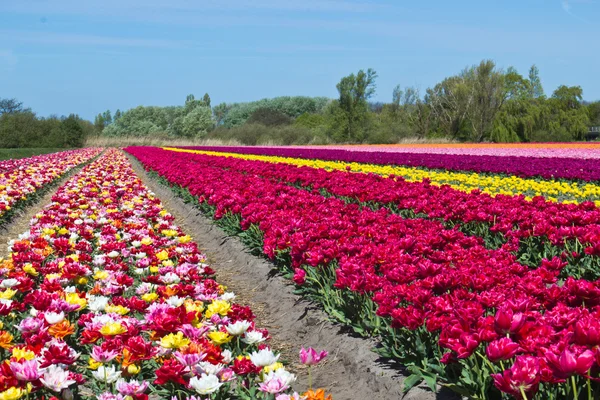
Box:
[165,147,600,204]
[0,149,320,400]
[179,145,600,182]
[0,148,102,222]
[128,145,600,399]
[163,147,600,280]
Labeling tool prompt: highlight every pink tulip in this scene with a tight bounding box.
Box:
[91,346,119,363]
[299,347,328,366]
[10,359,41,381]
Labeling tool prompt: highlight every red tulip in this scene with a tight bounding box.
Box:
[545,348,595,378]
[486,337,519,362]
[493,356,541,398]
[494,308,525,335]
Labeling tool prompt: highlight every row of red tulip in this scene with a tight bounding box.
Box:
[171,148,600,280]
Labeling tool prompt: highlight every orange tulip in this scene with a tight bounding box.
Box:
[0,331,14,349]
[303,389,333,400]
[48,320,75,339]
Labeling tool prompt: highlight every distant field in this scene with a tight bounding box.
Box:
[0,148,66,160]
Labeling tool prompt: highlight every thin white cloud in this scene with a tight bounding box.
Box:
[0,30,186,49]
[560,0,592,22]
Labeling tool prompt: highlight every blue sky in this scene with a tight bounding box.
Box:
[0,0,598,120]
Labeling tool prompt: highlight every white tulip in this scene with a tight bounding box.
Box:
[44,311,65,325]
[92,365,121,383]
[189,374,223,395]
[242,330,266,345]
[225,320,251,336]
[40,365,76,392]
[0,278,19,288]
[249,349,279,367]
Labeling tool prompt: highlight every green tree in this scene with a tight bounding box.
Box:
[465,60,508,142]
[213,103,231,126]
[60,114,86,147]
[0,111,39,147]
[182,106,213,137]
[334,68,378,142]
[528,65,545,99]
[0,98,29,115]
[588,101,600,126]
[202,93,211,107]
[426,75,473,139]
[546,85,589,140]
[102,110,112,125]
[94,113,106,132]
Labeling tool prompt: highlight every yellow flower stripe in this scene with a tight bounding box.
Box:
[162,147,600,205]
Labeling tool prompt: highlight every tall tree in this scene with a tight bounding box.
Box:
[102,110,112,125]
[426,75,473,139]
[528,65,545,99]
[94,113,105,132]
[202,93,211,107]
[466,60,508,142]
[547,85,589,140]
[336,68,378,142]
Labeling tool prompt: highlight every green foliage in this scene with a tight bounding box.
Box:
[0,108,89,148]
[209,124,325,146]
[219,96,329,128]
[588,101,600,125]
[0,98,30,115]
[528,65,545,99]
[333,68,378,142]
[102,93,215,137]
[182,106,213,137]
[94,109,112,132]
[546,85,590,140]
[246,107,293,126]
[294,112,326,129]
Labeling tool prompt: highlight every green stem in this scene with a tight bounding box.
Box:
[308,365,313,391]
[572,375,579,400]
[587,377,592,400]
[520,386,528,400]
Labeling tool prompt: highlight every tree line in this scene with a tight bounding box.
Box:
[3,59,599,148]
[0,98,93,148]
[95,60,600,144]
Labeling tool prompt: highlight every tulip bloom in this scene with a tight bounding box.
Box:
[486,338,519,363]
[299,347,328,366]
[545,348,595,378]
[493,356,541,398]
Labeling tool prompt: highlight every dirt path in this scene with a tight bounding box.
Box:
[127,153,455,400]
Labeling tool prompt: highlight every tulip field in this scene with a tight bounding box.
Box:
[3,144,600,400]
[123,144,600,400]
